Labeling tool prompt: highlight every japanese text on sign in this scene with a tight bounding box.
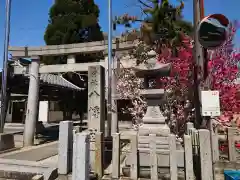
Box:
[201,90,220,117]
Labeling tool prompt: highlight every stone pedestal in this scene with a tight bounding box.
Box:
[135,89,184,167]
[138,89,170,136]
[127,87,182,168]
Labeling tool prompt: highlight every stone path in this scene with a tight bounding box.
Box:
[0,141,58,161]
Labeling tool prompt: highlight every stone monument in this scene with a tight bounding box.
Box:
[87,65,105,171]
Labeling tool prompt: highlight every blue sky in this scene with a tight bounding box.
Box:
[0,0,240,68]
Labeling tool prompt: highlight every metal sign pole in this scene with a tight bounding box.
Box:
[107,0,113,137]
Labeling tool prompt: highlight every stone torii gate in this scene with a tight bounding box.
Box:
[9,39,136,146]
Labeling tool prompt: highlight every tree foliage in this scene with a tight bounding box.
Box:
[116,47,147,125]
[157,34,194,135]
[115,0,193,47]
[43,0,104,64]
[206,25,240,117]
[159,24,240,131]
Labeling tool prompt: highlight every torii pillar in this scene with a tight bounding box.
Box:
[23,56,40,147]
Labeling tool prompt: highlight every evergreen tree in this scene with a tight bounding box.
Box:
[42,0,104,120]
[43,0,104,64]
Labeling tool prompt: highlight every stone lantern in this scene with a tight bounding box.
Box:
[133,51,171,136]
[124,51,184,174]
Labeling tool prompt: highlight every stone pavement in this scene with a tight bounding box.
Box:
[0,141,58,161]
[37,155,58,167]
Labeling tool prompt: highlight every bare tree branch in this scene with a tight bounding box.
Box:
[138,0,153,9]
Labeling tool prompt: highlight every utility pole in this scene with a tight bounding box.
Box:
[193,0,205,129]
[0,0,12,133]
[107,0,113,137]
[111,58,118,134]
[193,1,205,180]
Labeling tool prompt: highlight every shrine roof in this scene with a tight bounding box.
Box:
[38,73,84,91]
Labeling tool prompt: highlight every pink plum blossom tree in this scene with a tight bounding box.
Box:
[205,24,240,126]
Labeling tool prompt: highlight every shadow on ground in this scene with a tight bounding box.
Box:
[36,124,60,144]
[36,121,89,144]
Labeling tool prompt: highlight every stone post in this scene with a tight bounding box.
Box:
[72,132,90,180]
[58,121,73,175]
[112,133,120,178]
[199,129,213,180]
[169,134,177,180]
[227,127,237,161]
[183,135,194,180]
[130,132,138,179]
[23,57,40,147]
[95,132,103,179]
[88,65,105,170]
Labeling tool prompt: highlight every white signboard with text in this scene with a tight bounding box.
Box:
[201,90,220,116]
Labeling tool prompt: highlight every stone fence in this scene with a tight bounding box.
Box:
[225,127,240,161]
[186,121,240,163]
[187,122,240,179]
[208,124,240,162]
[57,121,218,180]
